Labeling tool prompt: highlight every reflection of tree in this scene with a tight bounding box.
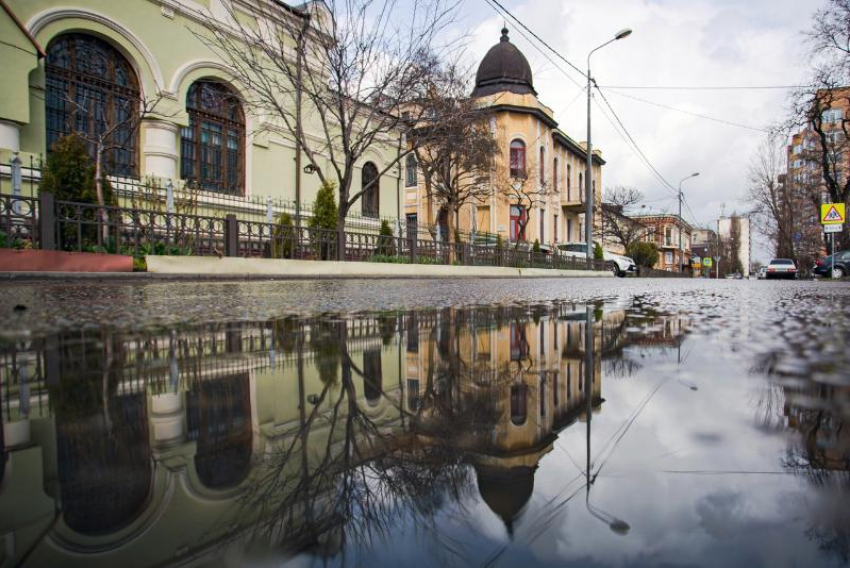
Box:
[752,348,850,563]
[236,317,500,561]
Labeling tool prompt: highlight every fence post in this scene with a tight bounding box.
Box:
[225,214,238,257]
[39,191,56,250]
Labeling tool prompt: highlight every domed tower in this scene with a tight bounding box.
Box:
[472,27,536,98]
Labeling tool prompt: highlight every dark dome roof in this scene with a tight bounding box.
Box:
[472,27,536,97]
[476,465,536,537]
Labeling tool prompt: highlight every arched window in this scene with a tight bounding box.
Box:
[361,161,380,217]
[553,156,559,192]
[510,139,526,178]
[181,81,245,195]
[510,384,528,426]
[579,172,583,194]
[567,164,572,198]
[45,34,140,178]
[539,146,546,184]
[405,154,418,187]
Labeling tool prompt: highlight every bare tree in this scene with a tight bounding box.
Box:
[492,148,551,248]
[411,62,499,258]
[196,0,456,258]
[748,135,797,258]
[789,0,850,248]
[598,186,647,252]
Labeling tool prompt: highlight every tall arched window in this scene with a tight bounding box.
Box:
[553,156,559,192]
[362,161,380,217]
[539,146,546,184]
[405,154,418,187]
[510,139,526,178]
[181,81,245,195]
[567,164,572,198]
[45,34,140,178]
[579,172,583,194]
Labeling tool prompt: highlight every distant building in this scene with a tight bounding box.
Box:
[690,228,717,277]
[785,86,850,259]
[630,214,693,272]
[717,216,752,277]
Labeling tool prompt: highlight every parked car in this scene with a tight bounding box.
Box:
[765,258,798,280]
[757,266,767,279]
[555,242,637,277]
[813,250,849,278]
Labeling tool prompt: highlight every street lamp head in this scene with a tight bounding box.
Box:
[615,28,633,40]
[691,172,700,177]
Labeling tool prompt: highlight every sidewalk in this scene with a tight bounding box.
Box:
[0,255,613,281]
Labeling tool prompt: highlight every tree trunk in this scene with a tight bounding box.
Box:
[337,207,347,261]
[445,202,456,265]
[95,140,109,245]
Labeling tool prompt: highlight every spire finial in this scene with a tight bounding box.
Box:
[500,26,509,42]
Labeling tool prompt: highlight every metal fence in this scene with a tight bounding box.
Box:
[0,191,610,272]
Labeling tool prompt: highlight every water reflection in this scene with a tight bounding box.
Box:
[0,301,847,566]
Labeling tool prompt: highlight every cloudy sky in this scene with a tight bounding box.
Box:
[436,0,827,262]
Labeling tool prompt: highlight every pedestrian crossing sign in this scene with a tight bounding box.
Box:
[821,203,846,225]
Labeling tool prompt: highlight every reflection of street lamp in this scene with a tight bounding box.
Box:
[585,28,633,260]
[677,172,699,272]
[586,493,631,535]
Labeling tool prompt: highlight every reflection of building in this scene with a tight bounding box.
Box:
[0,306,620,564]
[404,28,604,248]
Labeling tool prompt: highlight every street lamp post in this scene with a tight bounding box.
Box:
[585,28,632,261]
[677,172,699,272]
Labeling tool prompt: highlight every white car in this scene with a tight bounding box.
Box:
[556,242,637,277]
[765,258,798,280]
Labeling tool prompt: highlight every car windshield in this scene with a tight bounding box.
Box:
[560,244,587,253]
[770,259,794,265]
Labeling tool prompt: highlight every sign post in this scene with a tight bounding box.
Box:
[821,203,846,279]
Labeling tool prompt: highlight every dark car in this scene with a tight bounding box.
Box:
[814,250,850,278]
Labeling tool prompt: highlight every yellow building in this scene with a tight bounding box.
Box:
[404,27,605,248]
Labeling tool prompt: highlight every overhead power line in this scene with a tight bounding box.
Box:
[593,85,680,196]
[601,88,770,133]
[598,84,811,91]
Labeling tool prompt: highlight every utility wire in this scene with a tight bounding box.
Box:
[601,87,770,133]
[599,84,811,91]
[482,0,587,78]
[593,85,680,196]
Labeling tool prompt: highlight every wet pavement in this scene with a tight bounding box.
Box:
[1,278,849,567]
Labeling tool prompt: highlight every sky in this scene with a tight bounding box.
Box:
[436,0,829,262]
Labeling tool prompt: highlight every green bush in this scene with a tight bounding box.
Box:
[593,242,604,260]
[628,241,659,269]
[496,234,503,249]
[41,133,113,205]
[532,238,541,253]
[309,181,338,260]
[271,212,295,259]
[378,219,396,256]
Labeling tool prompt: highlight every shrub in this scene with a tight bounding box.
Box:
[377,219,396,256]
[41,133,113,205]
[593,242,604,260]
[271,212,295,258]
[532,238,541,253]
[628,241,659,269]
[309,181,338,260]
[496,234,503,249]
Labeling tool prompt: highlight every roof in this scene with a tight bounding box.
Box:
[629,213,694,232]
[472,27,536,98]
[0,0,45,58]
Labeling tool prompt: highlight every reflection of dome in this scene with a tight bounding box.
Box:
[476,465,535,536]
[472,27,536,97]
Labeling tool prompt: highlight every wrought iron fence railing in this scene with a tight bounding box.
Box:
[0,191,612,272]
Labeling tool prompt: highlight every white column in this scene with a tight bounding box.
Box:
[150,392,185,447]
[0,119,21,151]
[142,119,180,180]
